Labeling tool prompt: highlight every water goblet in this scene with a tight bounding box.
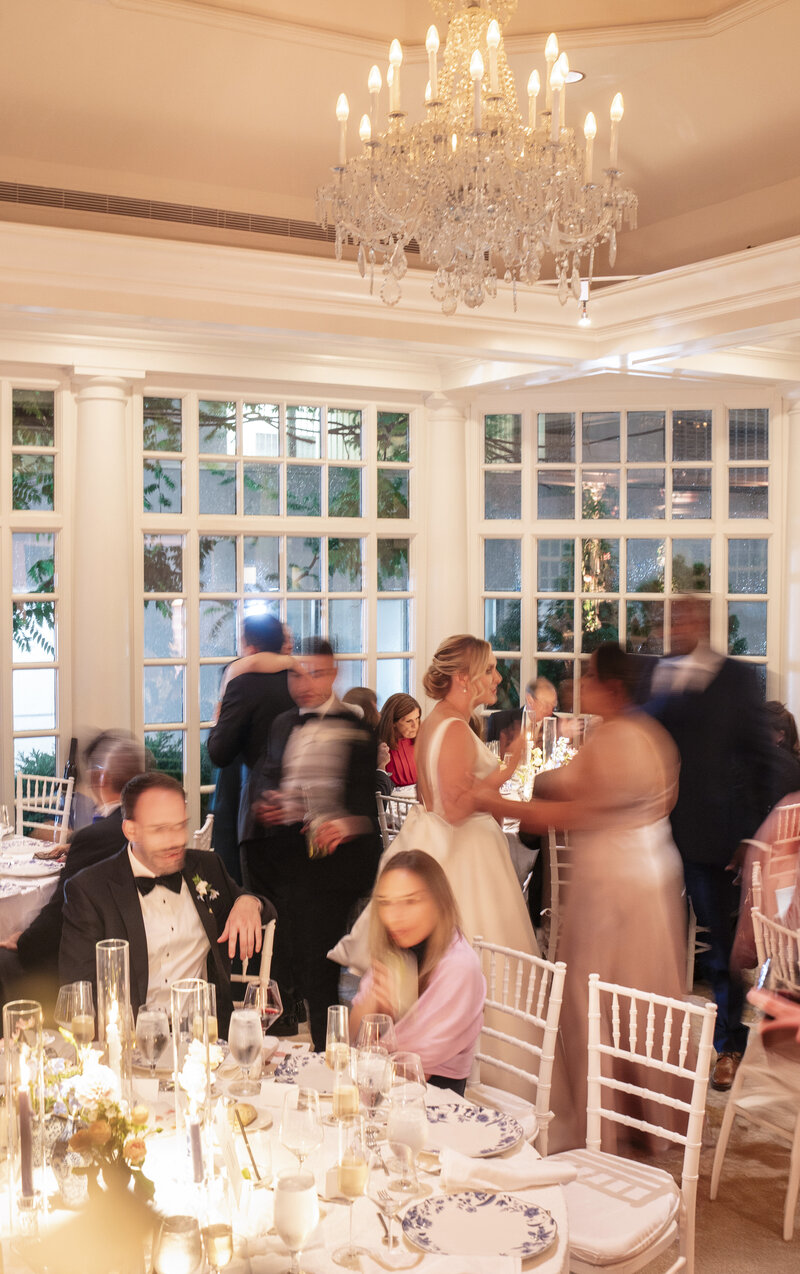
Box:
[228,1008,262,1097]
[333,1115,369,1269]
[273,1169,319,1274]
[355,1013,397,1053]
[152,1215,204,1274]
[280,1087,323,1168]
[389,1052,426,1095]
[135,1002,170,1074]
[386,1083,428,1193]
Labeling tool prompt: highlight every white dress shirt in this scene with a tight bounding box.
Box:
[127,847,210,1012]
[651,643,724,696]
[279,694,356,823]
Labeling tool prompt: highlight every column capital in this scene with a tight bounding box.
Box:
[423,391,466,420]
[72,369,145,401]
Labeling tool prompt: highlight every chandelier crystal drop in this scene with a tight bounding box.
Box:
[316,0,637,314]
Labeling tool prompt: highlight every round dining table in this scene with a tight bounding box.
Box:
[0,837,61,940]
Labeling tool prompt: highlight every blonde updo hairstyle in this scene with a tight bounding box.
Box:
[423,634,493,703]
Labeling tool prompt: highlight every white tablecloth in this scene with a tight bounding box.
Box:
[0,841,60,940]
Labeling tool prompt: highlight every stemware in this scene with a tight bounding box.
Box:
[273,1169,319,1274]
[201,1180,234,1274]
[325,1004,350,1070]
[390,1052,426,1095]
[0,804,12,838]
[280,1087,323,1168]
[367,1151,418,1267]
[135,1003,170,1074]
[152,1215,204,1274]
[355,1047,389,1146]
[333,1116,369,1270]
[386,1075,428,1193]
[354,1013,397,1053]
[331,1049,360,1122]
[193,983,218,1045]
[228,1009,262,1097]
[69,981,95,1050]
[243,979,283,1042]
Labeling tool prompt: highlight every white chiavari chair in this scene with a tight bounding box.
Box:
[550,974,716,1274]
[466,936,566,1156]
[375,791,419,854]
[15,772,74,843]
[192,812,214,852]
[542,827,574,963]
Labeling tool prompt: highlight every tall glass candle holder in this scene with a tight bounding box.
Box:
[171,978,212,1186]
[96,939,133,1103]
[3,1000,46,1235]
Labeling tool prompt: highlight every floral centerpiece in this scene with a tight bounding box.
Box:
[510,734,577,799]
[59,1050,159,1199]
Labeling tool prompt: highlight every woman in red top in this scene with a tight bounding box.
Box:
[378,693,421,787]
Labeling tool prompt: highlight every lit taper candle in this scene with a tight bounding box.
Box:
[470,49,484,131]
[609,92,624,168]
[389,39,403,112]
[527,69,540,129]
[487,19,501,94]
[336,94,349,167]
[426,25,439,100]
[368,64,382,136]
[544,32,559,112]
[549,62,564,142]
[583,111,597,183]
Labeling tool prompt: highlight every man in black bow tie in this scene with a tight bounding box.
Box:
[59,771,273,1037]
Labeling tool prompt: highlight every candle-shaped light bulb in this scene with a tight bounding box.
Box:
[426,24,440,99]
[470,48,484,130]
[368,64,382,135]
[609,91,624,168]
[527,69,540,129]
[389,38,403,112]
[336,93,349,122]
[549,63,564,142]
[336,93,349,167]
[557,52,569,128]
[359,114,371,144]
[425,80,432,104]
[368,65,382,95]
[487,19,501,94]
[544,32,559,111]
[583,110,597,183]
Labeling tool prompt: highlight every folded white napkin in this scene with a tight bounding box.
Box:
[249,1243,519,1274]
[442,1141,578,1192]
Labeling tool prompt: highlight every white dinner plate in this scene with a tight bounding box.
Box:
[273,1050,335,1093]
[424,1104,524,1158]
[0,859,62,878]
[0,837,50,856]
[402,1191,557,1259]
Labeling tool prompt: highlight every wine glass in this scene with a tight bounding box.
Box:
[228,1008,262,1097]
[325,1004,350,1069]
[243,979,283,1043]
[273,1169,319,1274]
[201,1180,234,1274]
[280,1087,323,1168]
[152,1215,204,1274]
[386,1081,428,1193]
[355,1047,389,1146]
[54,983,75,1034]
[367,1151,418,1267]
[390,1052,426,1096]
[333,1115,369,1269]
[135,1003,170,1074]
[355,1013,397,1053]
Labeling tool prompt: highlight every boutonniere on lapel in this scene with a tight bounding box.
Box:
[191,873,220,911]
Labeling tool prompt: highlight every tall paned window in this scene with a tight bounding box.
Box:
[140,395,416,825]
[480,405,774,708]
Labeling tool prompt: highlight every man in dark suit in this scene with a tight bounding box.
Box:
[485,675,558,751]
[59,771,272,1038]
[249,638,381,1050]
[647,594,776,1090]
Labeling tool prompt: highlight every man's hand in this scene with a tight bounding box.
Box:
[218,895,263,961]
[253,790,285,827]
[0,931,21,951]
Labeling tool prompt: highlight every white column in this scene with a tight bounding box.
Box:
[423,394,469,662]
[784,397,800,712]
[71,374,138,733]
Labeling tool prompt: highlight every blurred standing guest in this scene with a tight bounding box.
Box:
[763,700,800,799]
[251,640,381,1050]
[343,687,393,797]
[647,594,777,1091]
[378,694,422,787]
[485,676,558,756]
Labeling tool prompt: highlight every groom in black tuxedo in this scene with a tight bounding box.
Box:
[59,771,272,1037]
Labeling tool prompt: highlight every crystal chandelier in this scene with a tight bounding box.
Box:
[317,0,637,314]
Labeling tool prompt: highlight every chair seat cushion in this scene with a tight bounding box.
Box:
[465,1081,539,1142]
[550,1147,680,1266]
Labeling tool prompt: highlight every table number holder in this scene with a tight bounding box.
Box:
[171,977,212,1186]
[96,938,133,1104]
[3,999,46,1236]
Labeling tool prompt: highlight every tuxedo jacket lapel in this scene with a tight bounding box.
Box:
[182,866,227,990]
[110,857,150,1011]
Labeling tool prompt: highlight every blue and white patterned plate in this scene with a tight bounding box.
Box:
[274,1051,335,1093]
[425,1103,524,1158]
[402,1191,557,1258]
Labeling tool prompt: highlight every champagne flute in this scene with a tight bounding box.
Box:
[280,1087,323,1168]
[333,1116,369,1270]
[243,979,283,1042]
[69,981,95,1050]
[355,1047,389,1146]
[228,1008,262,1097]
[355,1013,397,1053]
[273,1169,319,1274]
[331,1049,360,1122]
[135,1003,170,1074]
[201,1180,234,1274]
[193,983,218,1045]
[325,1004,350,1069]
[152,1215,204,1274]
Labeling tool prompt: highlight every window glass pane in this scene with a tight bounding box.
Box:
[145,730,184,780]
[242,402,280,457]
[728,539,768,594]
[328,467,362,517]
[581,600,619,651]
[377,599,409,651]
[199,536,237,592]
[199,461,237,515]
[626,600,665,654]
[538,539,574,591]
[14,736,56,776]
[672,468,711,518]
[12,388,54,446]
[537,659,572,707]
[377,471,409,518]
[485,599,521,650]
[537,600,574,652]
[538,413,575,462]
[286,599,322,646]
[243,598,281,622]
[327,408,362,461]
[673,599,708,650]
[582,412,620,462]
[728,601,767,656]
[287,537,322,592]
[627,411,665,462]
[377,539,409,592]
[13,454,55,511]
[672,410,712,461]
[485,471,521,519]
[627,468,665,519]
[13,601,55,662]
[199,600,237,657]
[581,538,619,592]
[144,534,183,593]
[144,665,184,725]
[494,659,520,710]
[144,599,185,658]
[199,400,236,454]
[143,458,182,514]
[484,539,521,591]
[244,536,280,592]
[244,462,280,515]
[582,470,619,518]
[377,412,409,462]
[376,659,410,706]
[627,539,665,592]
[538,470,575,519]
[12,532,55,593]
[335,661,365,696]
[672,539,711,592]
[287,464,321,516]
[143,397,182,451]
[484,413,521,464]
[329,538,363,592]
[329,598,364,652]
[287,405,322,458]
[729,467,768,518]
[729,408,768,461]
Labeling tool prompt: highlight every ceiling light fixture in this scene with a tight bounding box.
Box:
[317,0,636,314]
